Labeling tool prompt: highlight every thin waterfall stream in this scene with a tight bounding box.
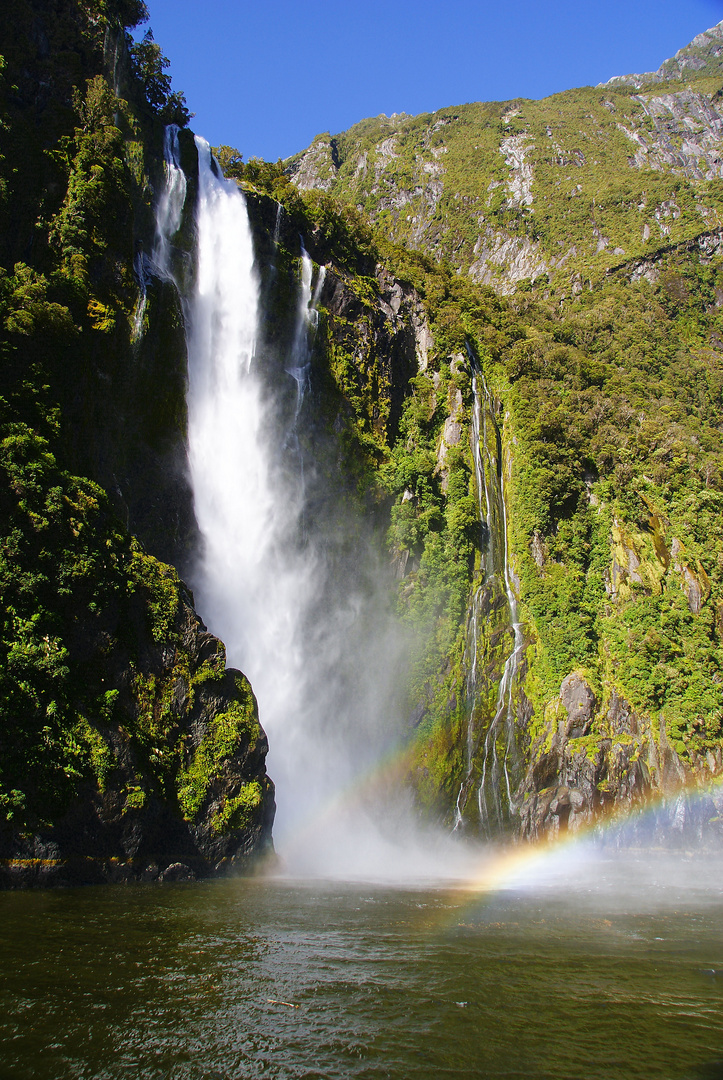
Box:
[286,239,326,421]
[476,373,524,834]
[454,353,523,835]
[453,369,489,831]
[133,124,187,341]
[153,124,187,280]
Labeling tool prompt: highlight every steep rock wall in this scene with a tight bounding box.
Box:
[0,0,275,883]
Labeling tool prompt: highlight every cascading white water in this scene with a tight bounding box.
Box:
[131,250,150,342]
[186,136,283,695]
[154,125,187,280]
[132,126,187,342]
[286,241,313,415]
[453,353,523,836]
[285,240,326,418]
[180,136,477,880]
[453,371,489,830]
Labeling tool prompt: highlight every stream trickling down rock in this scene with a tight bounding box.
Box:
[454,355,523,836]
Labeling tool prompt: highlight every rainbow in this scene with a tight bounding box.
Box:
[448,769,723,897]
[259,734,723,891]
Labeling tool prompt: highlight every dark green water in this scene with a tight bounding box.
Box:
[3,855,723,1079]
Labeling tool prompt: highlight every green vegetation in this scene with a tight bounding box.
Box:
[129,29,190,125]
[235,129,723,815]
[0,0,270,874]
[287,56,723,296]
[177,684,260,823]
[275,30,723,823]
[3,0,723,846]
[0,402,185,825]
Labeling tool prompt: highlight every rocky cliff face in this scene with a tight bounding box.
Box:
[0,0,275,884]
[281,21,723,844]
[0,584,274,888]
[287,24,723,297]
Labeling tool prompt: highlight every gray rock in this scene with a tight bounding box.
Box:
[161,862,195,882]
[560,673,595,737]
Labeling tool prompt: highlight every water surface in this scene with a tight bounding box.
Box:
[3,853,723,1079]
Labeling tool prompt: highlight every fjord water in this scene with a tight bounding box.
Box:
[3,857,723,1079]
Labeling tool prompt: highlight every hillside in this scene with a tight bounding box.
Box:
[279,23,723,837]
[288,22,723,296]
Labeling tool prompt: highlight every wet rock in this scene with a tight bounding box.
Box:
[559,673,595,738]
[515,681,650,839]
[530,530,546,570]
[607,691,637,736]
[569,788,585,812]
[161,862,195,882]
[0,591,275,890]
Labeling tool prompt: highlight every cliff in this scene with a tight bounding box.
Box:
[0,0,274,883]
[287,24,723,296]
[282,22,723,840]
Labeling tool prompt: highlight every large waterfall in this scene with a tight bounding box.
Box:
[174,135,470,878]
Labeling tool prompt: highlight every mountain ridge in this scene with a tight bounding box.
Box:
[286,20,723,297]
[601,19,723,90]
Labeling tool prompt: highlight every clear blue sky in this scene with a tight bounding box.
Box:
[139,0,723,162]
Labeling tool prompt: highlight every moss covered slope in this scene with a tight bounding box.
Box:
[287,22,723,300]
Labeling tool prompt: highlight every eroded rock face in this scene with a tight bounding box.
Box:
[516,675,723,845]
[559,674,595,738]
[0,588,275,888]
[436,385,464,490]
[517,677,647,838]
[468,230,548,293]
[615,90,723,182]
[289,134,339,191]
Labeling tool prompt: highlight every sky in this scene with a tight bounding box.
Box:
[138,0,723,162]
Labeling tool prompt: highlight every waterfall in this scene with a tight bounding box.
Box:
[153,125,187,281]
[454,351,523,836]
[178,136,469,880]
[103,23,123,100]
[285,240,326,418]
[131,250,151,342]
[453,371,490,830]
[132,125,187,344]
[476,375,524,835]
[273,202,283,248]
[286,241,313,415]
